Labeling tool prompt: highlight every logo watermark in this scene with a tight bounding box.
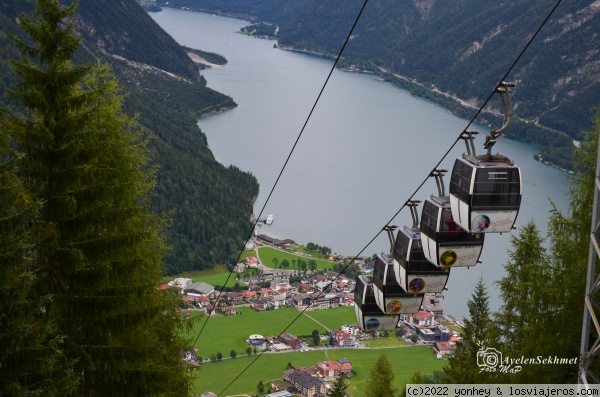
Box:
[476,342,577,374]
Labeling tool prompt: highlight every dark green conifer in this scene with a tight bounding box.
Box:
[0,110,78,396]
[441,277,500,384]
[330,373,348,397]
[4,0,192,395]
[365,353,398,397]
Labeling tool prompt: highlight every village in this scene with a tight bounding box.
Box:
[165,235,463,397]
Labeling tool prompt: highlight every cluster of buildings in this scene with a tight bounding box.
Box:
[176,236,471,397]
[245,321,362,356]
[268,358,354,397]
[399,295,461,357]
[167,270,356,316]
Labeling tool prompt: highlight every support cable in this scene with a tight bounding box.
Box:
[190,0,565,393]
[192,0,372,350]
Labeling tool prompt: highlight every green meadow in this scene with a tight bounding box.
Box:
[328,347,445,396]
[257,246,335,271]
[171,269,446,396]
[302,306,356,330]
[186,306,357,359]
[193,346,446,396]
[163,264,240,287]
[187,307,330,358]
[362,336,409,348]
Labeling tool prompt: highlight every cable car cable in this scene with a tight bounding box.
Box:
[203,0,564,393]
[191,0,372,364]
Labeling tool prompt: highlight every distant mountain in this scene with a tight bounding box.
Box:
[281,0,600,137]
[0,0,258,275]
[155,0,600,170]
[153,0,311,24]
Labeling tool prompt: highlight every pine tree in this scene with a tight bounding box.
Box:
[495,221,548,347]
[330,373,348,397]
[494,221,556,382]
[441,277,500,384]
[544,113,600,382]
[399,370,425,397]
[365,353,398,397]
[0,111,77,396]
[4,0,192,395]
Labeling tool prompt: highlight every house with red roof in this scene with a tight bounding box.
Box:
[434,341,454,356]
[222,306,237,315]
[196,295,211,306]
[227,292,244,303]
[339,361,353,374]
[277,332,303,349]
[248,285,262,292]
[261,288,274,297]
[401,310,435,327]
[298,283,316,294]
[330,330,355,348]
[316,361,339,379]
[246,256,259,267]
[277,287,291,297]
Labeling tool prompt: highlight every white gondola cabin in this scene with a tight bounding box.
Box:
[449,155,521,233]
[354,275,400,331]
[393,225,451,293]
[449,82,522,233]
[421,195,484,267]
[372,254,423,315]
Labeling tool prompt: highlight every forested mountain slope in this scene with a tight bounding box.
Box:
[282,0,600,168]
[280,0,600,136]
[155,0,600,169]
[153,0,311,24]
[0,0,258,274]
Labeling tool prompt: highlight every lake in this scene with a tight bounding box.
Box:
[150,8,571,319]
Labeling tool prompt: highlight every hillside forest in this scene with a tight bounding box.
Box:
[0,0,259,275]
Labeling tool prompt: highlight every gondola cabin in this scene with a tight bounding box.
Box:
[372,254,423,315]
[449,154,521,233]
[393,226,450,293]
[420,196,485,268]
[354,275,401,331]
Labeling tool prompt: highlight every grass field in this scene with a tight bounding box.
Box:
[302,306,356,330]
[362,336,409,348]
[163,264,240,287]
[187,306,330,358]
[193,346,446,396]
[194,350,328,396]
[258,246,335,271]
[328,347,445,396]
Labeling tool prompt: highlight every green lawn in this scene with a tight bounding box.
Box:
[258,246,335,271]
[187,307,329,358]
[194,350,328,396]
[328,347,446,396]
[362,336,409,348]
[285,244,331,260]
[302,306,356,330]
[192,271,240,288]
[240,249,256,262]
[441,321,463,334]
[163,264,240,287]
[193,346,446,396]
